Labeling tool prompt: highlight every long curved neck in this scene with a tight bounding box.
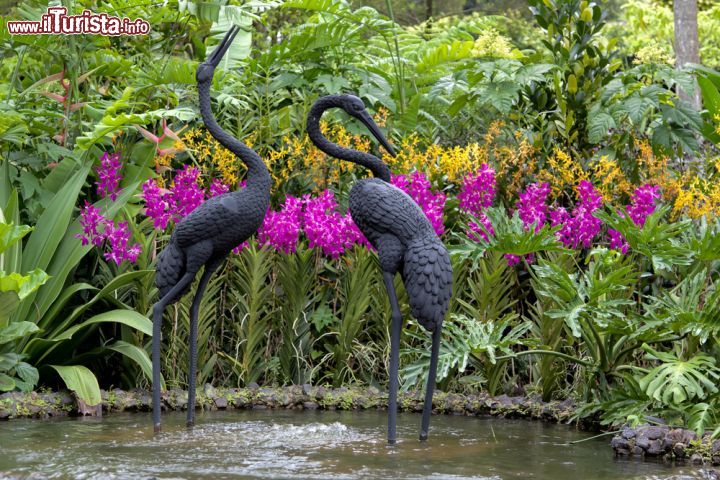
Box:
[307,99,391,183]
[198,80,271,192]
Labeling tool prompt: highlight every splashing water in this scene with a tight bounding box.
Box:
[0,410,712,480]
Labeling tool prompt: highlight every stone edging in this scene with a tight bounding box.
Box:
[0,385,576,423]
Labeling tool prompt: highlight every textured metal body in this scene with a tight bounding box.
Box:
[306,94,452,443]
[152,26,271,432]
[349,178,452,332]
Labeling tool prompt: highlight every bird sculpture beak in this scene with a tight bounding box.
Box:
[358,111,397,157]
[206,25,240,67]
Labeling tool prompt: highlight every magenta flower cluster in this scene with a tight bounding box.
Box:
[506,182,551,266]
[256,195,303,254]
[551,181,603,249]
[458,167,664,263]
[170,166,205,218]
[607,184,661,253]
[391,172,447,236]
[303,191,367,258]
[78,152,141,265]
[627,184,661,226]
[247,191,367,258]
[76,201,141,265]
[141,166,232,230]
[517,182,551,232]
[96,152,122,201]
[458,164,496,241]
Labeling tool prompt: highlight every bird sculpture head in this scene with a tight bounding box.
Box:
[338,94,397,158]
[196,25,240,84]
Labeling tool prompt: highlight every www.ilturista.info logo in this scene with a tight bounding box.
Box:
[7,7,150,36]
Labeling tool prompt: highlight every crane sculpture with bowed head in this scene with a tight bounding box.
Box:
[306,94,452,443]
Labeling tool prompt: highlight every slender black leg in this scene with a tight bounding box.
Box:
[420,324,442,441]
[383,272,403,445]
[187,266,216,428]
[153,273,195,433]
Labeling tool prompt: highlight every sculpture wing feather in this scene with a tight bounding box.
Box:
[402,237,452,332]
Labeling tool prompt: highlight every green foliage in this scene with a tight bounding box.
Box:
[610,0,720,70]
[639,344,720,405]
[453,207,566,268]
[224,245,275,386]
[527,0,618,157]
[401,313,530,391]
[0,211,47,392]
[589,63,703,158]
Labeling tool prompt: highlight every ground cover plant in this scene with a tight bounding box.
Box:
[1,0,720,437]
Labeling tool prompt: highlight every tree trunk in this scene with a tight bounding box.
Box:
[674,0,702,109]
[426,0,433,20]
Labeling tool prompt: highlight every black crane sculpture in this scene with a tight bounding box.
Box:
[306,94,452,444]
[152,26,272,433]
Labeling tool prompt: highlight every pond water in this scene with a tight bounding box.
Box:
[0,409,712,479]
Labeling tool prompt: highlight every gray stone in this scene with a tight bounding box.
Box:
[621,426,637,439]
[663,428,696,450]
[636,426,669,450]
[673,442,687,458]
[611,436,629,451]
[690,453,704,465]
[641,425,668,440]
[214,397,228,409]
[646,438,664,456]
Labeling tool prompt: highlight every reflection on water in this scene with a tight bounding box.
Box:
[0,409,712,479]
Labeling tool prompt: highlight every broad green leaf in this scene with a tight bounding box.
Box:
[108,340,155,384]
[27,310,152,363]
[0,321,39,344]
[0,291,19,327]
[698,76,720,117]
[0,352,21,371]
[0,373,14,391]
[1,269,49,300]
[46,270,151,339]
[50,365,101,406]
[14,362,38,391]
[0,222,32,255]
[14,164,90,324]
[688,403,715,436]
[53,310,152,341]
[1,190,21,274]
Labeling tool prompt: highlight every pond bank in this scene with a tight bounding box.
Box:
[0,385,576,421]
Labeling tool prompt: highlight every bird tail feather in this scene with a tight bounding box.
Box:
[401,238,452,332]
[156,240,188,303]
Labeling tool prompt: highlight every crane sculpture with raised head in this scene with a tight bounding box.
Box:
[306,94,452,444]
[152,26,272,433]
